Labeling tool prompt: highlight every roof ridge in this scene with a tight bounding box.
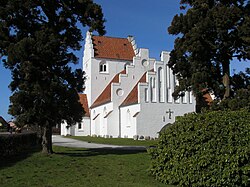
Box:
[92,35,132,40]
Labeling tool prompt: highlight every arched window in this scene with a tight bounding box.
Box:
[145,88,149,102]
[99,61,108,73]
[127,109,131,126]
[158,67,164,102]
[150,77,153,102]
[152,78,156,102]
[103,107,107,116]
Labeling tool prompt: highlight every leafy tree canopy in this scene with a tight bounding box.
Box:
[210,68,250,110]
[168,0,250,100]
[0,0,105,153]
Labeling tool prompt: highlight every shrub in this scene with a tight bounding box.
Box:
[0,132,38,158]
[210,88,250,111]
[149,109,250,187]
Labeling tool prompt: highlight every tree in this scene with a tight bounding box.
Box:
[0,0,105,154]
[168,0,250,100]
[210,68,250,110]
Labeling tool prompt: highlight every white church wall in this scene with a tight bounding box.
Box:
[111,48,154,107]
[60,118,91,136]
[86,58,129,107]
[90,102,113,137]
[136,101,195,138]
[135,55,196,138]
[61,121,69,136]
[73,117,91,136]
[83,32,94,107]
[120,104,140,138]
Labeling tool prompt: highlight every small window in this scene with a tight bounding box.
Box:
[145,88,149,102]
[78,123,82,129]
[99,61,108,73]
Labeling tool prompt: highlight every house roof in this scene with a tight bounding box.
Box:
[79,94,90,117]
[203,91,213,105]
[120,72,147,107]
[92,35,135,61]
[90,70,126,108]
[0,116,8,126]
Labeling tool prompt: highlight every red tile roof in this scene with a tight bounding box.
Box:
[90,70,126,108]
[120,73,147,107]
[79,94,90,117]
[92,35,135,61]
[203,91,213,105]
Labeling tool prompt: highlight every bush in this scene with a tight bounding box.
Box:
[149,109,250,187]
[210,88,250,111]
[0,132,38,158]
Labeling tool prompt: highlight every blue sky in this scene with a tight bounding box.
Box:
[0,0,249,120]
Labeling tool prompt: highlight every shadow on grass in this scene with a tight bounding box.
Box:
[55,147,147,157]
[0,146,42,169]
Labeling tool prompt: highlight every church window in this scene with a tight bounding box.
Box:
[103,107,107,115]
[152,78,156,102]
[99,61,108,73]
[145,88,149,102]
[150,77,153,102]
[158,67,164,102]
[142,59,149,67]
[127,109,131,127]
[78,123,82,129]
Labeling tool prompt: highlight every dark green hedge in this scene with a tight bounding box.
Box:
[149,109,250,187]
[0,132,38,158]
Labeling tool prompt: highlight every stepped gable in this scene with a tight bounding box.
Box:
[92,35,135,61]
[120,72,147,107]
[79,94,90,117]
[90,70,126,108]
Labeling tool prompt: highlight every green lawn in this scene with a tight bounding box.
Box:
[66,136,158,147]
[0,146,167,187]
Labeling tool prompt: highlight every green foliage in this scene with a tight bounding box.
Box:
[149,110,250,186]
[0,132,38,158]
[0,0,105,153]
[211,87,250,111]
[168,0,250,99]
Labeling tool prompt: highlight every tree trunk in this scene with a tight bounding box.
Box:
[41,121,53,154]
[222,61,230,99]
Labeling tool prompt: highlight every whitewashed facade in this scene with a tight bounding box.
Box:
[61,32,196,138]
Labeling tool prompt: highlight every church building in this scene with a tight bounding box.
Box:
[61,32,196,138]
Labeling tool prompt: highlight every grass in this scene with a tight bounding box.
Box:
[0,146,167,187]
[66,136,158,147]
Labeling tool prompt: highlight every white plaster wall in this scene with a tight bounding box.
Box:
[90,102,113,136]
[136,57,196,138]
[61,121,70,136]
[73,117,91,136]
[111,48,154,107]
[83,32,94,107]
[60,118,90,136]
[120,104,140,138]
[106,108,120,137]
[89,58,129,107]
[136,102,195,138]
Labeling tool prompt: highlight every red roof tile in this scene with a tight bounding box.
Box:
[92,35,135,61]
[90,70,126,108]
[120,73,147,107]
[203,92,213,105]
[79,94,90,117]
